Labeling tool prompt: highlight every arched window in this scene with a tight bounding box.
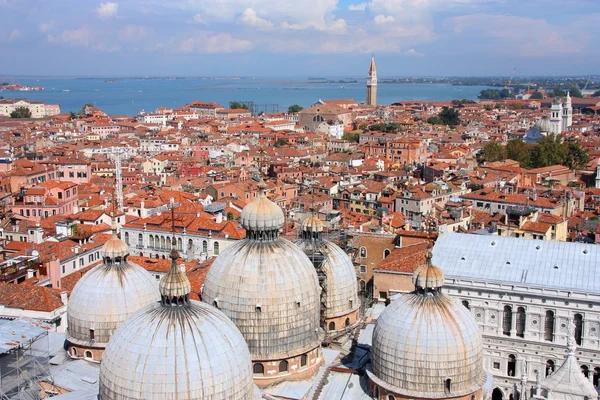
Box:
[253,363,264,375]
[328,321,335,331]
[574,314,583,345]
[124,232,130,245]
[177,237,182,251]
[516,307,526,338]
[360,246,367,258]
[84,350,93,359]
[492,388,504,400]
[582,365,589,378]
[345,318,351,327]
[462,300,470,310]
[508,354,516,377]
[202,240,208,253]
[593,367,600,387]
[387,395,396,400]
[503,305,512,336]
[545,310,555,342]
[188,239,193,250]
[214,242,220,255]
[383,249,391,258]
[445,378,452,393]
[149,235,154,248]
[279,360,288,373]
[160,236,165,249]
[546,360,555,377]
[301,354,308,367]
[213,300,219,309]
[70,347,78,356]
[138,233,143,246]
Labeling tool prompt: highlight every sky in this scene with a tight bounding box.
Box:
[0,0,599,77]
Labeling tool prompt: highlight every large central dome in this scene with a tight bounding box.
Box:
[202,180,322,385]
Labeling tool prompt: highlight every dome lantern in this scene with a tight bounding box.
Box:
[158,235,191,306]
[301,209,324,240]
[101,218,129,264]
[412,249,445,294]
[240,179,285,241]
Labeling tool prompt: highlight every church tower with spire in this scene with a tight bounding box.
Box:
[366,55,377,106]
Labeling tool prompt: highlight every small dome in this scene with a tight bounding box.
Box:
[370,292,485,397]
[412,262,445,290]
[536,117,551,133]
[102,225,129,259]
[302,215,324,233]
[99,301,256,400]
[159,248,191,300]
[240,181,284,232]
[66,260,159,349]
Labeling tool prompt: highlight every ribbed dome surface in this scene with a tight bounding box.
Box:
[302,215,324,233]
[370,292,485,397]
[159,250,191,299]
[66,261,159,347]
[295,239,359,318]
[99,301,256,400]
[102,236,130,259]
[412,263,445,289]
[202,238,321,360]
[240,189,284,231]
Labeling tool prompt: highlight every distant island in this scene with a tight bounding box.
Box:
[0,82,44,91]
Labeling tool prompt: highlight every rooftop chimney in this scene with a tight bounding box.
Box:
[60,291,68,305]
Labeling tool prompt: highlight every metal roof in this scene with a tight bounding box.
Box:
[433,233,600,293]
[0,319,50,354]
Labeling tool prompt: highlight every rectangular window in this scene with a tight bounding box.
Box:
[379,291,388,300]
[359,265,367,273]
[493,362,500,369]
[61,265,65,274]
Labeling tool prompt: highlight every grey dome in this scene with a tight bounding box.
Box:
[295,239,359,319]
[66,259,159,348]
[240,181,284,232]
[99,300,256,400]
[369,292,485,397]
[203,238,321,360]
[536,116,551,133]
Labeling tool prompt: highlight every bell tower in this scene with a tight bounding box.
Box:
[366,55,377,106]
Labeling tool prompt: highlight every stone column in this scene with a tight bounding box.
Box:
[510,310,517,337]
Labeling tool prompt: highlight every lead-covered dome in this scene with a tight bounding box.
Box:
[240,181,284,232]
[368,256,486,398]
[203,181,321,363]
[66,226,159,361]
[295,213,359,327]
[99,241,257,400]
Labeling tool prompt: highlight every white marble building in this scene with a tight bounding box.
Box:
[433,233,600,400]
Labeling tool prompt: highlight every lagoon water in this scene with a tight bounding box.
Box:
[2,77,488,116]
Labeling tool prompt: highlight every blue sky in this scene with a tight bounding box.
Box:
[0,0,599,77]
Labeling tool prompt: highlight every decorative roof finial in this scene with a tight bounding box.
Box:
[159,203,191,304]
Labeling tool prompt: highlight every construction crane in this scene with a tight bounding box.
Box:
[505,67,516,90]
[583,77,591,92]
[89,146,132,212]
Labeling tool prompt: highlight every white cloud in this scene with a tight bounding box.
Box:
[39,21,54,33]
[192,14,206,25]
[0,29,20,42]
[373,14,394,24]
[448,14,588,56]
[348,3,367,11]
[176,33,254,53]
[96,2,118,19]
[239,8,273,30]
[119,25,148,41]
[47,27,94,47]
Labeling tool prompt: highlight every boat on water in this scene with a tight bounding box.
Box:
[62,89,70,92]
